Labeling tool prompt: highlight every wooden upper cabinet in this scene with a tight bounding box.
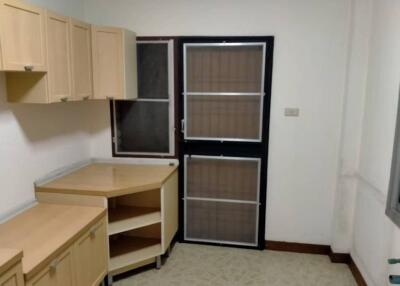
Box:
[92,26,137,100]
[0,0,47,71]
[70,19,93,100]
[46,11,72,103]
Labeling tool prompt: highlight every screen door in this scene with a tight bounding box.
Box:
[180,37,274,249]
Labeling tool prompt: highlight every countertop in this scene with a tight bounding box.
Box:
[35,163,178,198]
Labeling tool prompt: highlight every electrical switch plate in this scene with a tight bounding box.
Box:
[284,108,300,117]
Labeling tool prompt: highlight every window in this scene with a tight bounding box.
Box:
[387,96,400,227]
[112,40,175,157]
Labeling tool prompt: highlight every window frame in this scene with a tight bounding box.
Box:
[111,38,178,158]
[386,94,400,228]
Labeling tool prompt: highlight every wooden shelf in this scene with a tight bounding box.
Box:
[109,236,161,274]
[108,206,161,235]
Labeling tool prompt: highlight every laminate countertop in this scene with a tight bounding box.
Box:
[0,203,106,279]
[0,248,22,275]
[35,163,178,198]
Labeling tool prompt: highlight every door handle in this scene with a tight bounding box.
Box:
[24,65,34,72]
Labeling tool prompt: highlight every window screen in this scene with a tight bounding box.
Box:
[112,40,174,156]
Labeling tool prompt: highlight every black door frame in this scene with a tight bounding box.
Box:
[178,36,274,250]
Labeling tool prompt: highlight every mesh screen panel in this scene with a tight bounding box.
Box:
[186,200,257,244]
[186,95,261,140]
[137,43,168,99]
[186,45,263,93]
[186,157,259,201]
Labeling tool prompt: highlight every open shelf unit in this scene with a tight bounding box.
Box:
[109,232,162,274]
[108,206,161,235]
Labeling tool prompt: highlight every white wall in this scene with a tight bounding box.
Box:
[84,0,352,244]
[349,0,400,285]
[0,0,89,220]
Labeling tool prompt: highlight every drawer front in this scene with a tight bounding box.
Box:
[26,247,75,286]
[74,217,107,286]
[0,263,24,286]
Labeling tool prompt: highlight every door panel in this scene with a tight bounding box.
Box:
[70,19,93,100]
[0,0,47,71]
[47,11,72,102]
[183,43,266,142]
[74,218,107,286]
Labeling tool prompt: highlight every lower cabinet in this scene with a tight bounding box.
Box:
[26,216,107,286]
[26,247,74,286]
[0,263,24,286]
[74,219,107,286]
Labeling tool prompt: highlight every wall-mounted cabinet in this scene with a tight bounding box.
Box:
[1,0,137,103]
[46,11,73,102]
[70,19,93,101]
[5,9,74,103]
[0,0,47,72]
[92,26,137,100]
[6,14,94,103]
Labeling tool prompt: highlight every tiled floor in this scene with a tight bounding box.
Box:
[115,243,357,286]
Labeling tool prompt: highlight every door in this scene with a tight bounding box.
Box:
[0,264,23,286]
[46,11,72,103]
[74,218,107,286]
[70,19,93,100]
[180,37,274,249]
[0,0,47,71]
[26,247,74,286]
[92,26,124,100]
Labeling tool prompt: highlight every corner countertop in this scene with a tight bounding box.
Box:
[35,163,178,198]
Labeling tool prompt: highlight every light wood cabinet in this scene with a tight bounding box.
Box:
[26,247,74,286]
[74,218,107,286]
[92,26,137,100]
[0,264,24,286]
[46,11,72,102]
[70,19,93,101]
[0,0,47,71]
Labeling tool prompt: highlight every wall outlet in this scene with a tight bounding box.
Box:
[284,108,300,117]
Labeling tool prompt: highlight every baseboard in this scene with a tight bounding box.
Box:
[265,241,367,286]
[349,256,368,286]
[329,248,351,264]
[265,240,330,255]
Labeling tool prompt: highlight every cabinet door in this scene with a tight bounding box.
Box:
[0,0,47,71]
[46,11,72,103]
[0,263,24,286]
[26,247,75,286]
[26,266,54,286]
[92,26,124,100]
[70,19,93,100]
[74,218,107,286]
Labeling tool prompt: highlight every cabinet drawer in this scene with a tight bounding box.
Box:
[26,247,75,286]
[0,263,23,286]
[74,217,107,286]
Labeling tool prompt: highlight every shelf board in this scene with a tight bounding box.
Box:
[108,206,161,236]
[109,236,161,274]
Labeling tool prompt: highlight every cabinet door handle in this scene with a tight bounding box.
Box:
[49,258,59,273]
[60,97,69,102]
[24,65,34,72]
[90,224,101,238]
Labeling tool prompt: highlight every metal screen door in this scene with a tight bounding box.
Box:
[180,37,274,249]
